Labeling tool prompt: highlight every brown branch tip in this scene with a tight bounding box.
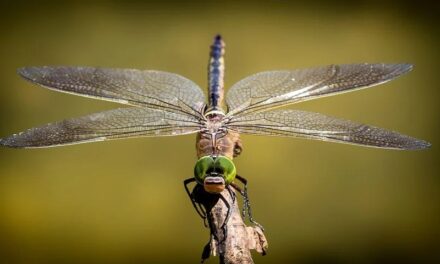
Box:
[200,188,268,264]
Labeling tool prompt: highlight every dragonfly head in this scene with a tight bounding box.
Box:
[194,155,236,194]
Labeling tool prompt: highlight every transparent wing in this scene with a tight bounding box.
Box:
[226,64,412,116]
[0,107,202,148]
[226,110,430,150]
[18,66,206,119]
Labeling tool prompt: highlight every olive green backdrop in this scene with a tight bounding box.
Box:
[0,1,438,263]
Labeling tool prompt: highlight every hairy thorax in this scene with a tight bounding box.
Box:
[196,115,242,159]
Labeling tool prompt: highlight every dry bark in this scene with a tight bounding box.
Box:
[201,189,268,264]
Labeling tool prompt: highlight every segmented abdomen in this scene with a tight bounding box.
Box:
[208,35,225,110]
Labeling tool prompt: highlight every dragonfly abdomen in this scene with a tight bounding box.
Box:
[207,35,225,111]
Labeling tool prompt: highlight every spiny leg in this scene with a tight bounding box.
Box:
[183,178,206,218]
[226,184,236,204]
[218,191,233,244]
[183,178,209,262]
[201,197,230,263]
[234,175,250,220]
[224,185,236,226]
[206,211,220,243]
[230,182,247,218]
[234,175,265,231]
[183,178,208,226]
[201,240,211,263]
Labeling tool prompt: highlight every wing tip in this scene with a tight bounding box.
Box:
[404,139,431,150]
[17,66,38,82]
[380,63,413,77]
[392,134,431,150]
[376,130,430,150]
[0,131,45,149]
[397,63,413,74]
[0,136,25,149]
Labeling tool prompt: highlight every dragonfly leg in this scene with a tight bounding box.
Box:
[182,184,216,263]
[230,182,247,218]
[226,184,236,204]
[201,239,211,263]
[218,192,234,244]
[233,175,265,231]
[206,211,221,243]
[183,178,208,227]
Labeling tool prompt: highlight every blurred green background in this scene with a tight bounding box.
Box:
[0,1,438,263]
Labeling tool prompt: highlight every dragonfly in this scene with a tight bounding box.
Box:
[0,35,431,233]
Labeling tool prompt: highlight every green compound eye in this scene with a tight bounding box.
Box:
[193,155,237,185]
[194,156,215,185]
[214,156,236,185]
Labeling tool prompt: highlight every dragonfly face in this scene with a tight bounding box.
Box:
[194,155,236,193]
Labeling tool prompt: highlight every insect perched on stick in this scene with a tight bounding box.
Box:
[0,35,430,263]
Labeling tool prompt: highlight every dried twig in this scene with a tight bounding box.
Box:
[199,188,268,264]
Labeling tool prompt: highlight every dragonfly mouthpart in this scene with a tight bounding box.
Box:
[203,175,226,193]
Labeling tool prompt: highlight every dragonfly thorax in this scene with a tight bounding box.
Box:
[205,119,224,133]
[197,110,242,160]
